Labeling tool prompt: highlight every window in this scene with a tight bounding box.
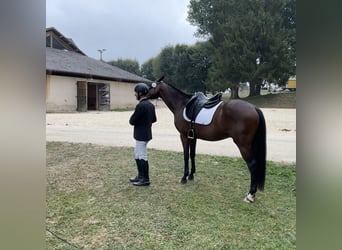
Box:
[52,37,66,50]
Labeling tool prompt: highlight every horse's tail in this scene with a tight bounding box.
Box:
[253,107,266,191]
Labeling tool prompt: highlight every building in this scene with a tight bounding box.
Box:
[46,27,150,112]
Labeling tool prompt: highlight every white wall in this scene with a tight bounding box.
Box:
[109,81,137,109]
[46,75,78,112]
[46,74,138,112]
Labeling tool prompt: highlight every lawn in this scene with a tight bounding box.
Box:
[46,141,296,249]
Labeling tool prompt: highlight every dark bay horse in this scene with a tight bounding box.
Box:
[147,79,266,203]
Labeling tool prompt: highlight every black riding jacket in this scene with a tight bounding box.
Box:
[129,98,157,141]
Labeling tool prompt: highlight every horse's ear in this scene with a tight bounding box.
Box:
[157,75,164,82]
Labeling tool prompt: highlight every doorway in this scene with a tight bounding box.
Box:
[87,84,97,110]
[77,82,110,111]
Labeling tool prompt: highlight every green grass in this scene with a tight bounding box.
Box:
[46,142,296,249]
[221,90,296,109]
[244,92,296,109]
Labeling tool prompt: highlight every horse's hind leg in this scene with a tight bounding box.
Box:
[188,138,197,180]
[237,143,258,203]
[245,159,258,203]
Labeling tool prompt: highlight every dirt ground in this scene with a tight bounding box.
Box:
[46,105,296,163]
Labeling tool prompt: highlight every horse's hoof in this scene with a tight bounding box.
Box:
[243,193,255,203]
[188,175,194,180]
[180,178,187,184]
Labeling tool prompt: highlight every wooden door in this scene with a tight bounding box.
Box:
[77,81,87,112]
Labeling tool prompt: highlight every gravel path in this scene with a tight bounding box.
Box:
[46,107,296,163]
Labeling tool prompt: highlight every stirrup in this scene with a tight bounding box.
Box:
[187,128,195,139]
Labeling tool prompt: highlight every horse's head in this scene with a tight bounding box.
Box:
[146,76,164,100]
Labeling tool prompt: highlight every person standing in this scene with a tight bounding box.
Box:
[129,83,157,186]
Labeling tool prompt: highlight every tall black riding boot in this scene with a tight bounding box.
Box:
[129,159,142,182]
[133,160,150,186]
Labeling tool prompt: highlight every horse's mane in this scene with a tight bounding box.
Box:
[162,81,192,98]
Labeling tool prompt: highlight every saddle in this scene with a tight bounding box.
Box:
[185,92,222,122]
[185,92,222,139]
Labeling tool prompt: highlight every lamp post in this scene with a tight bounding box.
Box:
[98,49,106,61]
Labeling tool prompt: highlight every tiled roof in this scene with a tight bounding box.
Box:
[46,47,150,83]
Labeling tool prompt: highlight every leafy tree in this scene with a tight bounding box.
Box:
[186,41,211,93]
[107,58,141,76]
[188,0,296,97]
[151,54,161,80]
[141,58,155,80]
[148,43,211,93]
[283,0,296,77]
[153,46,175,84]
[172,44,191,91]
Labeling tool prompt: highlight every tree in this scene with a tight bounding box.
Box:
[188,0,296,97]
[141,58,155,80]
[186,41,211,93]
[146,43,211,93]
[153,46,175,84]
[282,0,296,77]
[172,44,190,91]
[107,58,141,76]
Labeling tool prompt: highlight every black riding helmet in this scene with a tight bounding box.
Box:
[134,83,149,95]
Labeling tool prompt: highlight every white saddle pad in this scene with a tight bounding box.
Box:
[183,101,223,125]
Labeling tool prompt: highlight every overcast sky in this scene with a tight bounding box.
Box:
[46,0,203,64]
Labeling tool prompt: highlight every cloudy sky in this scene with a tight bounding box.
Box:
[46,0,203,64]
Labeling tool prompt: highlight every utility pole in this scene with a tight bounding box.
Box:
[98,49,106,61]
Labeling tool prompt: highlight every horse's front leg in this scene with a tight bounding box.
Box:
[180,134,190,184]
[188,138,197,180]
